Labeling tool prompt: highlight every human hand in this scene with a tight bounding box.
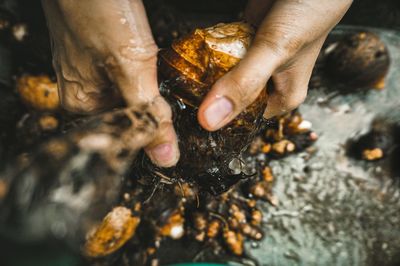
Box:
[198,0,352,130]
[41,0,179,167]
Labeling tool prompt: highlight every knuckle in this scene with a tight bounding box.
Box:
[225,75,259,107]
[147,95,173,123]
[106,43,158,83]
[112,42,158,67]
[229,76,248,100]
[254,35,287,58]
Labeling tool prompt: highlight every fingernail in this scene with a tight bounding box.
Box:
[148,143,176,166]
[204,97,233,129]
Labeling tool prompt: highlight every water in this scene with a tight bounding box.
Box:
[246,26,400,266]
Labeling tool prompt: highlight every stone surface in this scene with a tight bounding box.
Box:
[244,26,400,266]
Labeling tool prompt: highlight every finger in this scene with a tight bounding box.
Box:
[110,46,180,168]
[197,48,280,131]
[116,67,179,167]
[263,73,309,119]
[143,96,180,168]
[198,0,352,131]
[198,3,290,131]
[43,1,122,114]
[45,0,160,113]
[263,39,325,119]
[53,40,122,114]
[198,0,297,131]
[109,56,180,167]
[102,1,179,168]
[98,0,161,107]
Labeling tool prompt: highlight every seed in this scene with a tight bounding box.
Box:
[207,219,221,239]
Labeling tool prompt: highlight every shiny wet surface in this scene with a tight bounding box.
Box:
[244,26,400,266]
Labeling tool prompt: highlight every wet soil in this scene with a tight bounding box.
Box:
[244,26,400,266]
[1,1,400,265]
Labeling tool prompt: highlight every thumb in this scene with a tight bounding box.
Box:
[198,0,351,131]
[197,34,283,131]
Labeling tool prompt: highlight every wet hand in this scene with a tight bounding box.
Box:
[42,0,179,167]
[198,0,352,131]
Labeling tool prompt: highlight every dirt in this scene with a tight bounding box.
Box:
[1,1,400,265]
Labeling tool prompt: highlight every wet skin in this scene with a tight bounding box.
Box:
[41,0,352,167]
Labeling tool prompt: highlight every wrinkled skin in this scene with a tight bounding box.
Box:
[42,0,352,167]
[158,22,268,194]
[198,0,353,130]
[41,0,179,167]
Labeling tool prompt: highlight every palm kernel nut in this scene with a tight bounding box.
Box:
[17,75,60,111]
[84,206,140,258]
[39,114,59,131]
[362,148,384,161]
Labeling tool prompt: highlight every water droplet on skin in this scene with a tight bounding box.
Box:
[119,46,147,60]
[120,18,127,25]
